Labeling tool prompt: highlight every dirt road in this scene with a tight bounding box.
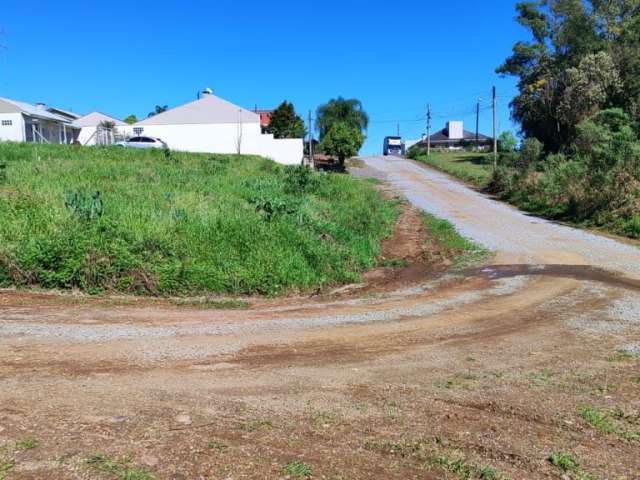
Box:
[0,157,638,479]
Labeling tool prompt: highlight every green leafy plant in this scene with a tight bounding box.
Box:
[283,460,312,478]
[64,190,104,221]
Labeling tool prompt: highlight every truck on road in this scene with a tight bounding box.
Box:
[383,136,405,156]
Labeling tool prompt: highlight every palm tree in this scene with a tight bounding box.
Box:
[148,105,169,118]
[316,97,369,140]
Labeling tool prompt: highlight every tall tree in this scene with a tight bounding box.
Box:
[266,101,305,139]
[498,0,640,151]
[316,97,368,140]
[319,122,364,167]
[123,114,138,125]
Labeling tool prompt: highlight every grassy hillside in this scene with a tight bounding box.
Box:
[408,151,493,188]
[0,143,397,296]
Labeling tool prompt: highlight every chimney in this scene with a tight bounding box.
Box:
[201,88,213,97]
[36,102,46,110]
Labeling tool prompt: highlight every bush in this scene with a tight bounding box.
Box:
[488,109,640,237]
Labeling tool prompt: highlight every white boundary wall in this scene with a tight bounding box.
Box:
[133,123,303,165]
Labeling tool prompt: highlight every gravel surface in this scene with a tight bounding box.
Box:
[0,276,525,347]
[358,156,640,277]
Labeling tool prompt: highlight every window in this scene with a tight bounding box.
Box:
[133,127,144,135]
[1,120,12,126]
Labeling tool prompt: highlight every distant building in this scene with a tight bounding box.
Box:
[72,111,129,146]
[418,121,492,149]
[133,90,303,165]
[0,97,79,144]
[253,108,273,132]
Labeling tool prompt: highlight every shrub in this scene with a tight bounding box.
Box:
[283,165,319,194]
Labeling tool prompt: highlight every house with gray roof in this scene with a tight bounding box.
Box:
[0,97,80,144]
[131,89,303,165]
[416,121,492,150]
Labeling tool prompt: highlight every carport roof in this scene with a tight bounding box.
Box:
[0,97,72,123]
[73,111,127,127]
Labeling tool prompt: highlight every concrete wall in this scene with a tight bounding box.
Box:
[134,123,303,165]
[0,113,25,142]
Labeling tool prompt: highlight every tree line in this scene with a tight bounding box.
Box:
[493,0,640,238]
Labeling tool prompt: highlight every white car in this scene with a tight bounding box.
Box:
[116,136,168,149]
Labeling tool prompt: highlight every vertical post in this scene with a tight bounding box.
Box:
[475,99,480,149]
[426,104,432,157]
[492,86,497,169]
[308,110,314,167]
[396,122,400,137]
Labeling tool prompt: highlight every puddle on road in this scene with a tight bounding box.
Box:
[464,264,640,291]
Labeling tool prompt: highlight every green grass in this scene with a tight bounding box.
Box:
[16,438,38,450]
[0,143,397,296]
[86,454,154,480]
[578,405,639,442]
[410,151,493,188]
[548,452,600,480]
[0,461,13,480]
[283,460,313,478]
[421,213,490,267]
[364,438,505,479]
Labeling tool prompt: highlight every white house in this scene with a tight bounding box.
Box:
[73,111,130,146]
[0,97,79,144]
[133,90,303,165]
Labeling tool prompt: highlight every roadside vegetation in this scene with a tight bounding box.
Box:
[411,2,640,239]
[0,143,397,296]
[496,1,640,239]
[408,150,493,189]
[421,212,489,267]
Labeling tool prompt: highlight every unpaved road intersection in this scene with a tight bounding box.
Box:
[0,156,639,479]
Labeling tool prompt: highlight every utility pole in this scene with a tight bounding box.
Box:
[308,110,314,167]
[475,99,480,149]
[396,122,400,137]
[492,86,498,169]
[427,103,432,157]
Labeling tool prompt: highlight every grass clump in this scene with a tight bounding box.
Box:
[283,460,312,478]
[364,437,505,479]
[16,438,38,450]
[86,454,154,480]
[0,461,13,480]
[421,213,489,267]
[0,143,397,296]
[578,405,639,442]
[548,451,599,480]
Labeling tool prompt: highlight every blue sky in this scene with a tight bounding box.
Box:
[0,1,524,154]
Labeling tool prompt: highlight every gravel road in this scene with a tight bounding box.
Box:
[359,156,640,277]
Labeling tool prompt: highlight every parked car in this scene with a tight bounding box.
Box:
[115,136,168,149]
